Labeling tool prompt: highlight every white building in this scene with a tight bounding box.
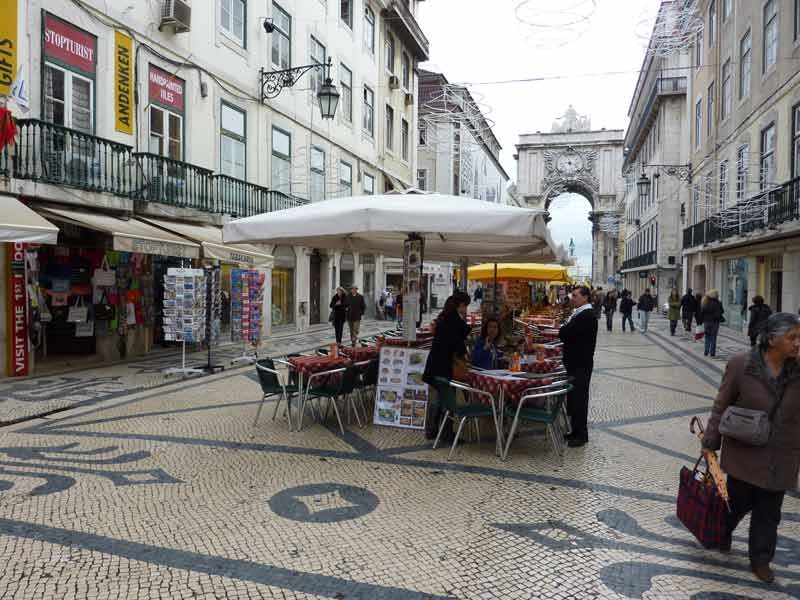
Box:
[0,0,429,377]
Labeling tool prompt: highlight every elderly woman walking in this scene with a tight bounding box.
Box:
[703,313,800,583]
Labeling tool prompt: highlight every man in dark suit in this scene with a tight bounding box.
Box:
[558,286,599,448]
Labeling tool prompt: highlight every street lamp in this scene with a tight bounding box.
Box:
[636,172,651,204]
[260,57,340,120]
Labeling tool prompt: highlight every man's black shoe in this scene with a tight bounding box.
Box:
[567,438,588,448]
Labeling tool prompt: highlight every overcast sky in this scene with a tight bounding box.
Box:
[418,0,662,271]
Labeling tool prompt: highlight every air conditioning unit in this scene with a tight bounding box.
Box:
[160,0,191,33]
[404,92,414,106]
[388,75,400,90]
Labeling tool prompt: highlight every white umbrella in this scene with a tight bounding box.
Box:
[223,192,558,262]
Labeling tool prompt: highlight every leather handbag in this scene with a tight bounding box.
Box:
[451,354,469,381]
[719,401,783,447]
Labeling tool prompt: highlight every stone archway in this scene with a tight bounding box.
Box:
[515,116,625,285]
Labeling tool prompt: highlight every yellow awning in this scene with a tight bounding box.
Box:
[140,218,273,268]
[1,197,59,244]
[468,263,569,282]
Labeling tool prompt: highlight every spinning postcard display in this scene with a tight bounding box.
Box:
[162,268,206,344]
[230,269,265,346]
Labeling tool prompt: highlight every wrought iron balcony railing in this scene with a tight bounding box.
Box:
[212,174,306,217]
[621,250,657,270]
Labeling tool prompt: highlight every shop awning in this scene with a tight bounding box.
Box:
[468,263,569,282]
[36,206,200,258]
[0,197,59,244]
[140,217,273,267]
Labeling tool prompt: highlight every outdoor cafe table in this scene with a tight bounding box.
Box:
[339,345,380,361]
[287,355,352,398]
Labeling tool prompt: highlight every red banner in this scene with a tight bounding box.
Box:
[43,14,96,75]
[7,242,29,377]
[148,64,185,112]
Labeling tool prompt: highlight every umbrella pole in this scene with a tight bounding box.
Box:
[492,262,497,317]
[459,257,469,293]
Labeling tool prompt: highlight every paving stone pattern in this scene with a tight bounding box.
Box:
[0,316,798,599]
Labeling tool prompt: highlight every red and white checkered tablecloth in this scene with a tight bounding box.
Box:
[467,372,556,405]
[339,345,380,361]
[288,356,352,381]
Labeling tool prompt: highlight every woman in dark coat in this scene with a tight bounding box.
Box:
[747,295,772,347]
[329,287,348,345]
[423,291,471,440]
[680,288,697,332]
[700,290,724,357]
[703,313,800,583]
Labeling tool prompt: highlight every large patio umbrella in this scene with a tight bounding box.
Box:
[222,192,558,262]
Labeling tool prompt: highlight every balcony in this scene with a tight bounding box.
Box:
[14,119,135,196]
[9,119,305,217]
[621,250,657,270]
[682,177,800,249]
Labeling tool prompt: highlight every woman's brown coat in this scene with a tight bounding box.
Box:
[704,350,800,491]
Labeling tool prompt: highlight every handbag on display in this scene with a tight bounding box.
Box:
[676,454,729,549]
[94,291,116,321]
[67,297,89,323]
[75,320,95,337]
[93,256,116,287]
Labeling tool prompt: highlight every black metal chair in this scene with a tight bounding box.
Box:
[254,358,299,430]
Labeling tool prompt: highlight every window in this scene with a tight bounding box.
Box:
[272,3,291,70]
[220,102,246,179]
[401,118,409,161]
[721,59,732,119]
[364,6,375,54]
[709,1,716,45]
[695,98,702,148]
[402,52,410,89]
[309,36,326,94]
[760,123,776,189]
[363,172,375,195]
[340,0,352,29]
[340,64,352,123]
[44,64,93,133]
[417,169,427,191]
[695,30,703,67]
[723,0,732,21]
[736,144,749,200]
[310,146,325,202]
[739,29,751,99]
[271,127,291,194]
[363,86,374,136]
[763,0,778,72]
[221,0,246,45]
[418,121,427,145]
[149,106,182,161]
[707,82,714,136]
[719,160,729,210]
[385,33,395,73]
[385,105,394,150]
[794,105,800,177]
[339,161,352,197]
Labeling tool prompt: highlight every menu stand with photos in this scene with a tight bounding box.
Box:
[162,268,207,377]
[230,268,266,365]
[373,345,430,430]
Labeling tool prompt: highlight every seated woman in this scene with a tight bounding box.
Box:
[471,317,503,370]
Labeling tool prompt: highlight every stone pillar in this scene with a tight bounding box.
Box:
[782,251,800,313]
[293,246,309,331]
[589,213,603,285]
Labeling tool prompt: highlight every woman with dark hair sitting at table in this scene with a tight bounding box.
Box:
[471,317,503,370]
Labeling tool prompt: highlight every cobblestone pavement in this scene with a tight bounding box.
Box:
[0,318,799,599]
[0,318,398,425]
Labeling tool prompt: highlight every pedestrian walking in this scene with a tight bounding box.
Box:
[667,288,681,336]
[558,286,599,447]
[384,290,395,320]
[637,288,655,333]
[592,287,604,319]
[378,290,387,320]
[345,285,366,347]
[473,284,483,311]
[395,292,403,328]
[700,289,724,357]
[603,290,617,332]
[681,288,697,333]
[702,313,800,583]
[620,290,636,332]
[747,295,772,347]
[329,287,348,345]
[423,291,472,440]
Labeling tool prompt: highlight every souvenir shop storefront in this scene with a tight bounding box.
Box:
[4,205,273,378]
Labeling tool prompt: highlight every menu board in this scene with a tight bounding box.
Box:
[230,269,265,345]
[163,268,206,343]
[373,346,430,429]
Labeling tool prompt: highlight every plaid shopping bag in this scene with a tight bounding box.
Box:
[677,457,729,549]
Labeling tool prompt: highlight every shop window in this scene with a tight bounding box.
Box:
[220,102,246,179]
[271,2,291,70]
[221,0,246,46]
[271,127,291,194]
[44,64,93,133]
[311,146,325,202]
